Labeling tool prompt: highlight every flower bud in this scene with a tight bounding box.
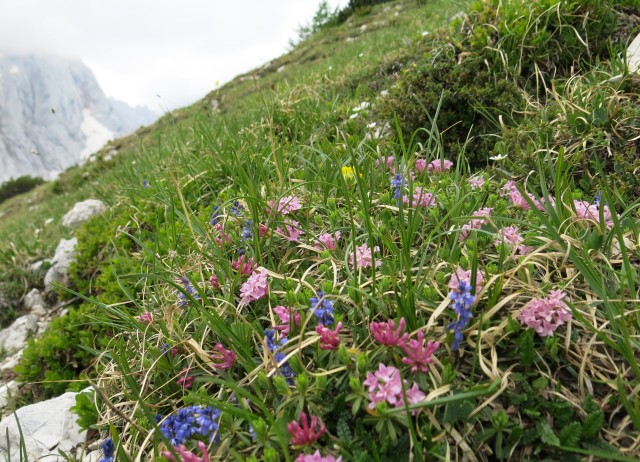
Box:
[296,373,309,393]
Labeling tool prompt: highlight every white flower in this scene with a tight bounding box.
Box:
[490,154,508,161]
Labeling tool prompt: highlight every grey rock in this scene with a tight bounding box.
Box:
[0,391,86,462]
[0,315,38,352]
[0,54,156,185]
[0,381,19,410]
[44,238,77,292]
[23,288,44,311]
[61,199,106,228]
[628,32,640,73]
[0,350,23,372]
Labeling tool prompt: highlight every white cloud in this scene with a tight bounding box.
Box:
[0,0,348,112]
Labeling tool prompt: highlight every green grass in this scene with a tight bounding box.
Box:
[2,0,640,461]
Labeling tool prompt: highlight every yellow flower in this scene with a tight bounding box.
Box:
[341,166,362,183]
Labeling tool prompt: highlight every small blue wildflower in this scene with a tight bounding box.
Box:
[238,247,245,257]
[264,329,295,383]
[210,206,222,225]
[242,219,253,241]
[390,173,406,200]
[445,281,475,351]
[230,201,244,216]
[98,437,114,462]
[159,405,221,446]
[142,180,150,188]
[248,424,257,440]
[594,191,602,208]
[309,290,334,326]
[178,276,201,307]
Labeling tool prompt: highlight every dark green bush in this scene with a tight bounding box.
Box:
[0,176,45,204]
[381,46,524,167]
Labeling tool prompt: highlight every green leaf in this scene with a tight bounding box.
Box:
[537,421,560,446]
[582,409,605,438]
[442,399,475,424]
[516,329,536,367]
[558,421,582,447]
[592,107,609,127]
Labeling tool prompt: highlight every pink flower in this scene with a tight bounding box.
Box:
[267,195,303,215]
[277,220,304,241]
[274,305,301,336]
[240,268,269,303]
[460,207,493,240]
[288,412,326,446]
[232,255,257,276]
[375,155,395,170]
[316,322,342,350]
[494,225,523,247]
[177,368,195,389]
[162,441,211,462]
[415,159,427,173]
[315,231,341,250]
[139,312,153,324]
[209,274,220,289]
[401,331,440,373]
[349,243,382,269]
[364,363,403,408]
[405,382,426,406]
[427,159,453,173]
[518,290,572,336]
[258,223,269,237]
[448,267,483,294]
[210,343,236,370]
[296,451,342,462]
[573,200,614,228]
[370,317,408,347]
[213,224,232,246]
[402,187,436,207]
[468,176,485,188]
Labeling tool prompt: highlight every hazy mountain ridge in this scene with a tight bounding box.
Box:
[0,54,156,184]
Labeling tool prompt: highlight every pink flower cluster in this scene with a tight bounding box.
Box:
[518,290,572,336]
[288,412,326,446]
[239,268,268,304]
[427,159,453,173]
[349,243,382,269]
[468,176,485,189]
[210,344,236,370]
[316,322,342,350]
[402,187,436,207]
[177,368,195,389]
[163,441,211,462]
[315,231,341,250]
[274,305,301,336]
[449,266,483,295]
[296,451,342,462]
[500,181,555,211]
[494,226,533,255]
[460,207,493,240]
[370,318,439,372]
[232,255,257,275]
[364,363,426,412]
[267,195,303,215]
[573,200,614,228]
[376,155,395,170]
[213,224,232,246]
[277,220,304,241]
[139,312,153,324]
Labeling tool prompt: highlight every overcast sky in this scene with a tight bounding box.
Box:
[0,0,348,113]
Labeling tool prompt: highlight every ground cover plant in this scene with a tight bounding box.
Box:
[1,0,640,461]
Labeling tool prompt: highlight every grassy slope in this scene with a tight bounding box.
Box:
[2,0,640,461]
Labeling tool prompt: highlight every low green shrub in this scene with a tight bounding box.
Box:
[0,175,45,204]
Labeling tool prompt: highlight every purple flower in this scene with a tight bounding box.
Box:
[159,406,221,447]
[446,281,475,350]
[401,331,439,373]
[210,344,236,370]
[98,438,114,462]
[316,322,342,350]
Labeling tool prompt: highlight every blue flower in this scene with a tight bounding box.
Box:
[230,201,244,216]
[390,173,406,200]
[309,290,334,326]
[242,220,253,241]
[210,206,222,225]
[264,329,295,382]
[142,180,150,188]
[178,276,201,307]
[159,405,221,446]
[446,281,475,351]
[98,437,114,462]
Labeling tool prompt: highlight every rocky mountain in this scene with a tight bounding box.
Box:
[0,54,156,184]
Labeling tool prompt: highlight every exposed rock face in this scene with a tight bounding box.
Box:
[0,391,86,462]
[0,54,157,184]
[62,199,107,228]
[0,315,38,353]
[44,238,78,292]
